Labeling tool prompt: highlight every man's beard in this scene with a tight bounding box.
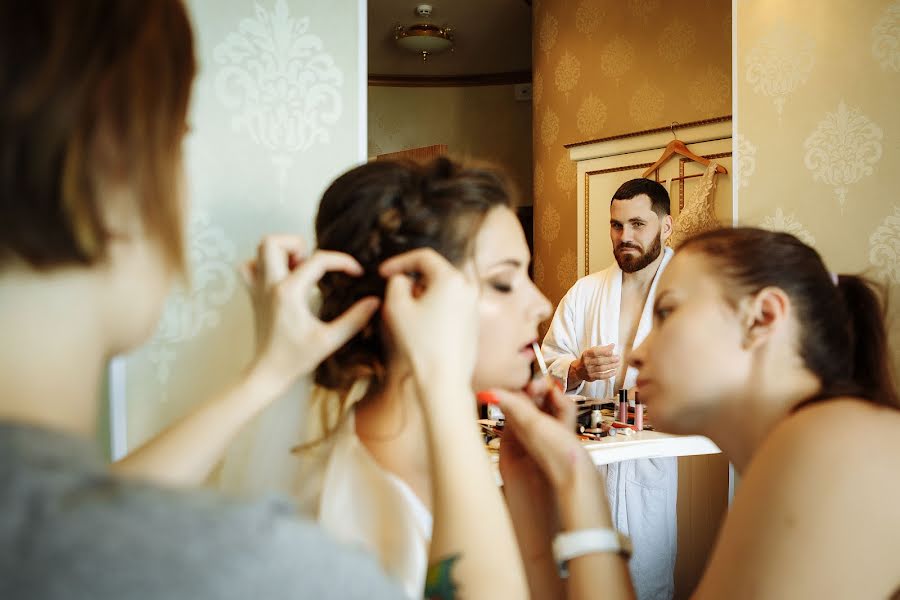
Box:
[614,234,662,273]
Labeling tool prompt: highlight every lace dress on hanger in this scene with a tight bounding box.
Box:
[667,161,721,249]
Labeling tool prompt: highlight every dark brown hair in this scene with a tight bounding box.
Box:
[611,178,671,217]
[0,0,196,271]
[681,228,898,410]
[313,157,517,398]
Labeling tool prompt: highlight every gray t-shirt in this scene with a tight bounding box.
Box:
[0,423,406,599]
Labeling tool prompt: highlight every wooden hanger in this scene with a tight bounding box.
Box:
[642,122,728,178]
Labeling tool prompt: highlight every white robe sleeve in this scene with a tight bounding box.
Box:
[541,283,586,395]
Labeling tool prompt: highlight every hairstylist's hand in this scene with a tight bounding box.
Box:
[496,383,611,531]
[241,235,379,390]
[379,248,479,384]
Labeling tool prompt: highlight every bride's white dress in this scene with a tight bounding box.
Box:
[315,410,431,598]
[216,381,431,599]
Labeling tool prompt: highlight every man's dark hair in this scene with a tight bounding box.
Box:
[610,178,670,216]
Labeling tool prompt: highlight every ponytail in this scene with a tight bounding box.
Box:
[681,228,899,411]
[836,275,899,409]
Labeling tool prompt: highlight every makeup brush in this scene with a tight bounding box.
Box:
[532,342,549,377]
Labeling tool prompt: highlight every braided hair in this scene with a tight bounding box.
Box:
[313,156,517,400]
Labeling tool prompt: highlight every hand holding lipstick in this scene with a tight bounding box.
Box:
[492,376,614,598]
[493,376,570,600]
[495,378,612,526]
[494,379,581,489]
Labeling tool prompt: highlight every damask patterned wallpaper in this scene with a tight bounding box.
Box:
[736,0,900,375]
[532,0,732,308]
[113,0,365,453]
[368,85,533,204]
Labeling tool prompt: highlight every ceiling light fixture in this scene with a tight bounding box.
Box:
[394,4,454,62]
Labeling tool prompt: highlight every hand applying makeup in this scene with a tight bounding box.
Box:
[495,379,595,519]
[494,377,571,599]
[380,248,529,599]
[493,377,635,600]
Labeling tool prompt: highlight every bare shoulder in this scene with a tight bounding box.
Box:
[765,397,900,468]
[698,399,900,597]
[749,396,900,527]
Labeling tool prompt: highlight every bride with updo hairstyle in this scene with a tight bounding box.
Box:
[226,156,551,597]
[313,156,520,407]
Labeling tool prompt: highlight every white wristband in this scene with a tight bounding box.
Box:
[553,528,632,574]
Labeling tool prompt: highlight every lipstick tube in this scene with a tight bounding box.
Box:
[635,392,644,431]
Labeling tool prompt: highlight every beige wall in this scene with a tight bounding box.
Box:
[736,0,900,374]
[368,84,534,204]
[532,0,732,307]
[113,0,366,455]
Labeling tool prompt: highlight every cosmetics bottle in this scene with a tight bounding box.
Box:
[590,408,602,429]
[618,389,628,424]
[635,392,643,431]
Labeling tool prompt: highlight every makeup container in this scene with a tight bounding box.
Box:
[590,408,603,429]
[634,392,643,431]
[618,389,628,424]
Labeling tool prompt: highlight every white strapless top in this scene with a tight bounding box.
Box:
[313,412,432,598]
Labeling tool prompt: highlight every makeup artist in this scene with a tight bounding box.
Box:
[499,227,900,599]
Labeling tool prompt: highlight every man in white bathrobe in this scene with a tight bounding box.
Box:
[542,178,677,600]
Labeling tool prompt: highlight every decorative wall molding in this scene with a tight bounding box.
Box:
[565,115,732,150]
[566,116,733,163]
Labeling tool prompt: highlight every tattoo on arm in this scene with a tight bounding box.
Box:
[424,554,461,600]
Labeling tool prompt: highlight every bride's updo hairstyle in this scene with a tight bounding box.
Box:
[313,157,516,400]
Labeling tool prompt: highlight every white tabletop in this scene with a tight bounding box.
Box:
[489,430,720,483]
[575,430,720,465]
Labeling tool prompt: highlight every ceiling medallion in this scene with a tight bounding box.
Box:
[394,4,454,62]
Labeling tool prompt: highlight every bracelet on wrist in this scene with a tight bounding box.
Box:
[552,528,632,577]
